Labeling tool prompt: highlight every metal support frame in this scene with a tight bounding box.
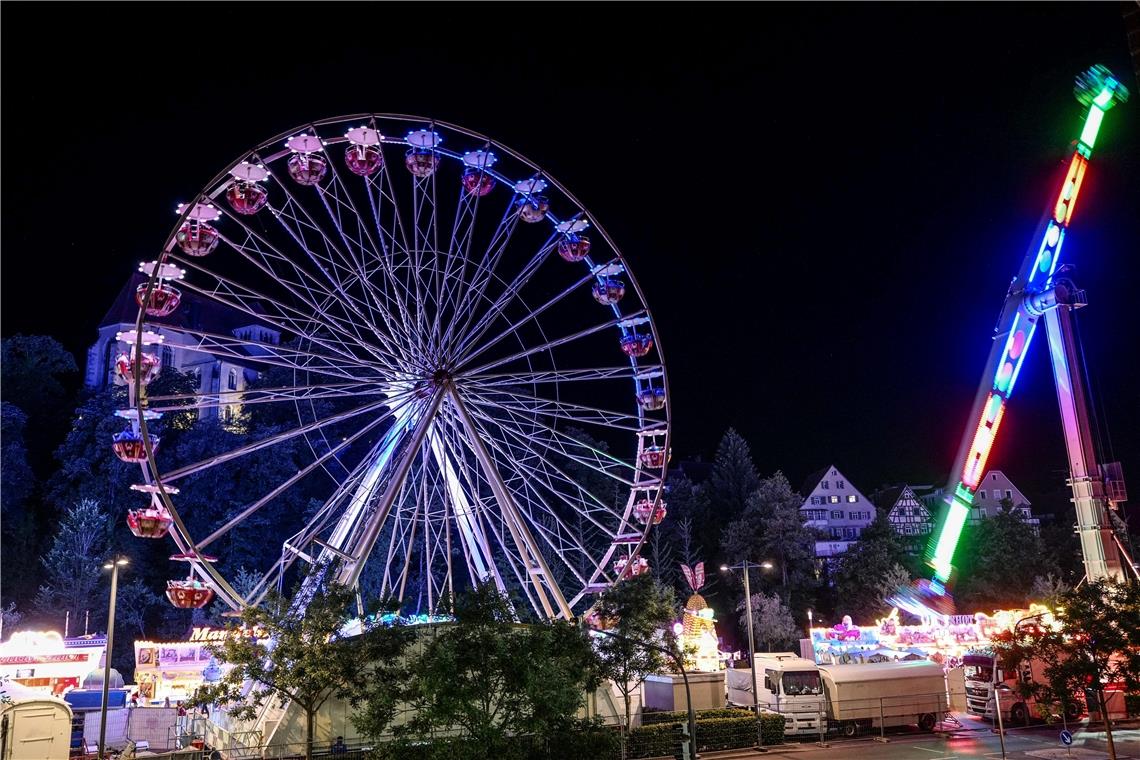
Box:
[1042,300,1124,580]
[447,386,572,619]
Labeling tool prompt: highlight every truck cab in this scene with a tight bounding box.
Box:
[726,653,824,735]
[963,651,1081,724]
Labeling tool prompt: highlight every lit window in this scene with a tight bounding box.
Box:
[846,495,857,503]
[830,495,839,504]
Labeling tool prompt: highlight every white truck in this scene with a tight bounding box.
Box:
[817,661,946,737]
[726,653,825,736]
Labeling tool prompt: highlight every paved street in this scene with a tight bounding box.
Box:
[695,723,1140,760]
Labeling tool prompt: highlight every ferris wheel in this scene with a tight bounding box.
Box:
[113,115,670,620]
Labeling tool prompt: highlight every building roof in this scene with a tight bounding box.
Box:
[800,466,830,497]
[873,486,905,511]
[100,273,274,338]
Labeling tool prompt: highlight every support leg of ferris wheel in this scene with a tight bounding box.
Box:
[425,421,502,591]
[336,388,448,592]
[446,385,573,620]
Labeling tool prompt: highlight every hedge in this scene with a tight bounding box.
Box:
[627,712,785,758]
[641,708,754,725]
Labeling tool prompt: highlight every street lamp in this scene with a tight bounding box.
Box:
[98,557,128,760]
[721,561,766,752]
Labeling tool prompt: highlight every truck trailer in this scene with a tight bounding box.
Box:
[817,661,946,737]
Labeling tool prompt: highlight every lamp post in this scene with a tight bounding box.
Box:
[98,557,128,760]
[721,561,766,752]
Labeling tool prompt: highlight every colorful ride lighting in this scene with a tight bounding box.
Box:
[930,485,974,582]
[961,393,1005,490]
[1079,105,1105,150]
[1053,153,1087,225]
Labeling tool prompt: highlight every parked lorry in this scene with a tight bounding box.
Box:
[726,653,824,736]
[963,650,1084,724]
[817,661,946,737]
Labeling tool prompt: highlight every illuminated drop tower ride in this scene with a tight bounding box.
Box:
[918,65,1134,607]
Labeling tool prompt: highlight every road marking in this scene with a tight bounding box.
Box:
[913,747,950,753]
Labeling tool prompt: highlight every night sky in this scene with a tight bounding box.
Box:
[3,5,1138,517]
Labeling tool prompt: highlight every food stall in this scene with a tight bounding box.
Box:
[0,631,105,696]
[133,626,258,703]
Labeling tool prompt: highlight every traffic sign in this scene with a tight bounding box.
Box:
[1060,729,1073,746]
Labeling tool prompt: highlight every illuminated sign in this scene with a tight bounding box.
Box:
[187,626,265,643]
[0,653,89,665]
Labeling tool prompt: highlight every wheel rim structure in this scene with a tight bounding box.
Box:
[121,114,671,620]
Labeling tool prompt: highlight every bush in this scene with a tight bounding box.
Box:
[368,721,620,760]
[640,708,754,725]
[627,711,785,758]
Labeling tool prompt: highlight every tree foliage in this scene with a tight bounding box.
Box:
[35,499,113,630]
[707,429,759,521]
[395,585,603,758]
[737,591,800,653]
[720,471,816,608]
[193,583,412,760]
[0,335,78,473]
[991,579,1140,753]
[833,510,912,621]
[954,505,1057,610]
[591,574,677,729]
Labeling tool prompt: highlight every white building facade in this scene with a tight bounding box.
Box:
[798,465,874,559]
[85,274,276,423]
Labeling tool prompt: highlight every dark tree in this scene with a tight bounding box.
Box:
[194,583,412,760]
[1,403,39,605]
[591,573,677,730]
[707,428,760,519]
[832,510,912,621]
[954,501,1058,610]
[34,499,113,632]
[0,335,78,474]
[396,585,604,758]
[991,579,1140,758]
[721,471,816,610]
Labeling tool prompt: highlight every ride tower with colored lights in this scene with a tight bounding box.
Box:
[894,65,1133,617]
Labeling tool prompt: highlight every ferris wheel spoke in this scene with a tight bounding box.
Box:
[448,406,600,594]
[438,199,521,356]
[194,400,408,551]
[145,379,389,413]
[464,405,627,527]
[291,155,429,363]
[310,176,424,363]
[162,325,381,382]
[460,365,662,388]
[259,188,404,358]
[171,247,408,372]
[462,394,641,488]
[158,393,402,483]
[206,203,391,355]
[456,310,648,378]
[461,380,649,432]
[450,231,558,359]
[431,408,510,594]
[451,263,603,370]
[447,389,573,619]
